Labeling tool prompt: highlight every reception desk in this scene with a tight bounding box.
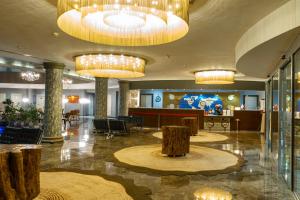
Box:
[128,108,262,131]
[128,108,204,129]
[229,110,262,131]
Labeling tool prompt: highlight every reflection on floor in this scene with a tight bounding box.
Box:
[41,119,295,200]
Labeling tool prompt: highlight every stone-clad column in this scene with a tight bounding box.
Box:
[95,78,108,119]
[42,62,65,143]
[119,81,130,116]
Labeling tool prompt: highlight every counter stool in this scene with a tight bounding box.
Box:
[235,118,240,133]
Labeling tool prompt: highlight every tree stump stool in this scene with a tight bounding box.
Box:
[181,117,198,136]
[0,144,41,200]
[162,126,190,157]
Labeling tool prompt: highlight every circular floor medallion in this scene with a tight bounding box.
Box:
[35,189,66,200]
[152,131,228,143]
[114,144,240,174]
[34,172,133,200]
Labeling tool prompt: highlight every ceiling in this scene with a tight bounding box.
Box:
[0,0,289,81]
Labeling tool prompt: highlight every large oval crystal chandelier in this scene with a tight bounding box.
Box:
[20,71,40,82]
[195,70,235,84]
[57,0,189,46]
[75,54,145,78]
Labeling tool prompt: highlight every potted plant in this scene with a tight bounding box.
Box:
[26,105,42,128]
[2,99,18,126]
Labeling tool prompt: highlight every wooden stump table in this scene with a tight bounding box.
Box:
[0,144,41,200]
[181,117,198,136]
[162,126,190,157]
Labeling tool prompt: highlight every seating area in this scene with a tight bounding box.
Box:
[0,126,42,144]
[1,0,300,199]
[63,109,80,127]
[93,116,143,136]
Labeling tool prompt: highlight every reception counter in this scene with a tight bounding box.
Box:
[128,108,204,129]
[128,108,262,131]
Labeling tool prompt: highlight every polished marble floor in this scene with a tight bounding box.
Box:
[40,119,295,200]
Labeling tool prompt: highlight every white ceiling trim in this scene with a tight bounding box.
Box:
[235,0,300,77]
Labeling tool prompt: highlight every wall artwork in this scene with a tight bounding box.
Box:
[179,94,223,114]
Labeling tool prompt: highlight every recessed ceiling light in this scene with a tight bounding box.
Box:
[12,61,23,67]
[0,58,6,64]
[25,64,34,69]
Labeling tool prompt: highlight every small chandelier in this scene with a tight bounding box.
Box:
[57,0,189,46]
[195,70,235,84]
[75,54,145,78]
[62,77,73,84]
[20,71,40,82]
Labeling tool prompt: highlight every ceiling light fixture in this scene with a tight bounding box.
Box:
[57,0,189,46]
[75,54,145,78]
[0,58,6,64]
[20,71,40,82]
[12,61,23,67]
[25,64,35,69]
[195,70,235,84]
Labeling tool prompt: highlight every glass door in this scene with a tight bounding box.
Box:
[279,61,292,188]
[294,49,300,194]
[271,73,279,161]
[265,80,272,150]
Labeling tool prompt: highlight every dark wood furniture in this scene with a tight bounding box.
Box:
[128,108,263,132]
[128,108,204,129]
[181,117,198,136]
[272,111,278,132]
[162,126,190,157]
[230,110,262,131]
[0,144,41,200]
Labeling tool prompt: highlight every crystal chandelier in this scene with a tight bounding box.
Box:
[20,71,40,82]
[62,77,73,84]
[57,0,189,46]
[75,54,145,78]
[195,70,235,84]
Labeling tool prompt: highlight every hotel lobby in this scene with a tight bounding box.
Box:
[0,0,300,199]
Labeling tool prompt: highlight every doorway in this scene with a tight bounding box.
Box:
[243,95,259,110]
[140,94,153,108]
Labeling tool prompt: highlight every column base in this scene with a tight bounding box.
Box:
[42,136,64,143]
